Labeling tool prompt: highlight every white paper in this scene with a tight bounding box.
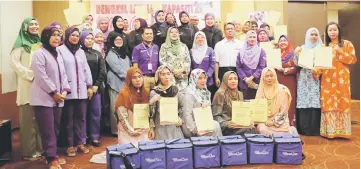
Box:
[298,49,315,69]
[266,48,282,68]
[314,47,333,69]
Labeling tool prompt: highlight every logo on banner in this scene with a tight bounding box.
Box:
[145,158,162,163]
[282,152,298,156]
[200,154,215,159]
[228,151,243,156]
[172,157,188,162]
[255,150,269,155]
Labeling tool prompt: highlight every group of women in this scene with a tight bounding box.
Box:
[10,9,356,169]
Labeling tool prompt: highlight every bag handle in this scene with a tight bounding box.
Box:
[247,134,271,139]
[109,151,134,169]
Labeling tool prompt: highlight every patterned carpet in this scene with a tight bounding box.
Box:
[1,101,360,169]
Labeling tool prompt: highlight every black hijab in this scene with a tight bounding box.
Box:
[64,26,81,55]
[41,25,59,57]
[112,16,124,34]
[108,31,127,59]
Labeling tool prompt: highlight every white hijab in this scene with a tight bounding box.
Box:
[191,31,208,64]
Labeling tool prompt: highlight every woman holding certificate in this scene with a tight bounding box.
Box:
[293,28,323,136]
[148,66,184,140]
[314,22,357,139]
[213,71,258,135]
[115,67,151,145]
[182,69,223,138]
[256,68,298,135]
[276,35,297,126]
[159,27,191,91]
[236,30,266,100]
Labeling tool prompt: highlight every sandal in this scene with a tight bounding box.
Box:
[77,144,90,154]
[67,147,77,157]
[49,160,62,169]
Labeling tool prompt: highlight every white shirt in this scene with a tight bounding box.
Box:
[214,38,244,67]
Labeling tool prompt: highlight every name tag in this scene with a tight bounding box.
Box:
[148,63,152,70]
[140,50,147,53]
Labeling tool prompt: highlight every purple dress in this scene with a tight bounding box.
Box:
[190,47,216,86]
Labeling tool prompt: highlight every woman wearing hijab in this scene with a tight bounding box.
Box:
[128,18,148,54]
[58,26,93,157]
[276,35,297,126]
[115,67,151,146]
[259,23,275,41]
[164,13,177,27]
[257,28,270,43]
[50,22,64,45]
[181,69,223,138]
[123,18,130,35]
[97,16,111,43]
[106,32,131,135]
[159,27,191,91]
[292,28,323,136]
[151,10,166,48]
[10,17,43,161]
[314,22,357,139]
[178,11,199,49]
[190,31,216,99]
[148,66,184,140]
[106,16,129,57]
[93,29,105,57]
[256,68,298,135]
[30,25,70,169]
[213,71,258,135]
[201,13,223,49]
[236,30,266,100]
[80,31,106,146]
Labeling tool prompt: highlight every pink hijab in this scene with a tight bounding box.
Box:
[97,16,112,41]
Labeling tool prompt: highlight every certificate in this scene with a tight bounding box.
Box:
[133,104,150,129]
[260,42,274,51]
[250,99,268,123]
[314,47,333,69]
[266,48,282,68]
[231,101,252,126]
[298,49,315,69]
[193,106,215,132]
[29,43,41,67]
[159,97,179,125]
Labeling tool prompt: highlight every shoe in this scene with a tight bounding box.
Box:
[302,153,306,160]
[67,147,77,157]
[49,160,62,169]
[91,140,101,147]
[56,156,66,165]
[23,155,41,161]
[77,144,90,154]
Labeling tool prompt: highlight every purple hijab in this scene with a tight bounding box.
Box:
[50,22,64,44]
[239,30,262,69]
[64,26,81,55]
[136,18,148,30]
[204,13,215,29]
[41,25,59,57]
[154,10,164,23]
[80,31,93,49]
[257,28,270,42]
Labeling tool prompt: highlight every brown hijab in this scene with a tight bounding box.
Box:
[115,67,149,111]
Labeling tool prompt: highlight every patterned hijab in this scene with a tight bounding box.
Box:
[191,31,208,64]
[278,35,294,64]
[239,30,262,69]
[302,27,323,49]
[12,17,40,53]
[153,65,178,97]
[162,27,182,56]
[186,69,211,105]
[213,71,242,109]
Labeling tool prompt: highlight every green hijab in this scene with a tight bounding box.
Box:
[163,27,182,56]
[12,17,41,53]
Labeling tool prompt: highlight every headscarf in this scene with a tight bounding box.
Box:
[164,13,177,27]
[255,68,291,117]
[97,16,111,40]
[153,65,178,97]
[12,17,40,53]
[257,28,270,42]
[135,18,148,31]
[41,25,59,57]
[278,35,294,64]
[64,26,81,55]
[162,27,182,56]
[179,11,189,24]
[112,16,124,34]
[93,29,104,55]
[154,10,164,23]
[191,31,208,64]
[213,71,242,114]
[204,13,215,29]
[302,27,323,49]
[239,30,262,69]
[108,31,127,59]
[186,69,211,105]
[80,31,93,50]
[115,67,149,110]
[50,22,64,44]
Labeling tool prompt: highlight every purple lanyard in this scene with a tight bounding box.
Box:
[142,43,153,63]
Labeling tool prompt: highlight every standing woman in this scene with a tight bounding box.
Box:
[93,29,105,57]
[80,31,107,146]
[276,35,297,126]
[10,17,43,160]
[178,11,199,49]
[148,66,184,140]
[97,16,111,43]
[114,67,151,146]
[315,22,357,139]
[58,26,93,157]
[106,32,131,135]
[151,10,166,48]
[236,30,266,100]
[128,18,148,54]
[212,71,257,135]
[190,31,217,99]
[293,28,323,136]
[201,13,223,49]
[30,25,70,169]
[159,27,191,91]
[107,16,129,57]
[50,22,64,45]
[181,69,223,138]
[257,28,270,43]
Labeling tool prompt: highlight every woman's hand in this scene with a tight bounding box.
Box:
[149,94,161,105]
[148,128,155,139]
[87,88,94,100]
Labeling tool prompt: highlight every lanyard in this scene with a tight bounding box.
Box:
[142,43,154,63]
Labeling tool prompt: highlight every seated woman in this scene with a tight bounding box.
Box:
[148,65,184,140]
[114,67,151,146]
[213,71,258,135]
[181,69,223,138]
[256,68,298,135]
